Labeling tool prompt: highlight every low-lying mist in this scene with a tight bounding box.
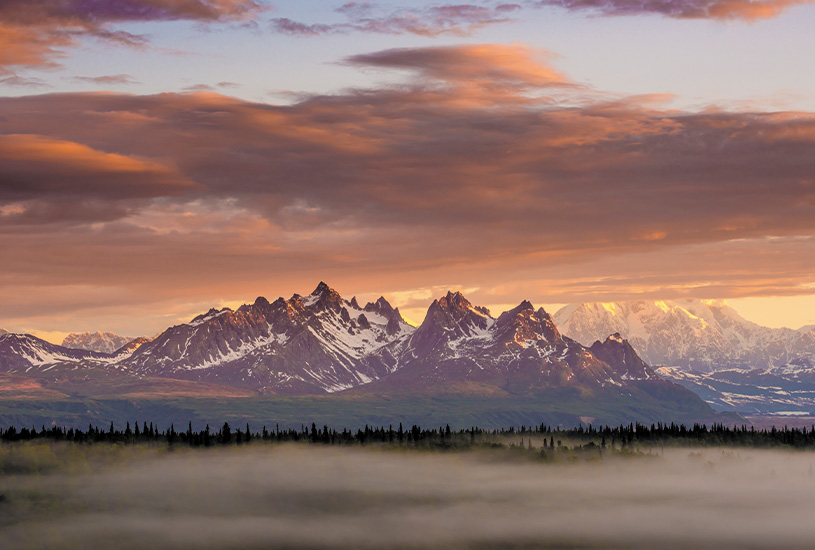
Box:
[2,443,815,549]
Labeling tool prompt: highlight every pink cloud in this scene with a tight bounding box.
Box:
[2,44,815,328]
[0,0,269,74]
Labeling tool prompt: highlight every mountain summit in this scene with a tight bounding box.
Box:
[362,292,660,392]
[0,286,665,394]
[554,299,815,371]
[122,283,413,394]
[0,285,720,424]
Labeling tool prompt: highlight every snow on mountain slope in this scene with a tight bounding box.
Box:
[554,300,815,371]
[656,365,815,415]
[123,282,415,394]
[365,292,660,391]
[0,333,112,371]
[0,287,713,419]
[62,331,136,354]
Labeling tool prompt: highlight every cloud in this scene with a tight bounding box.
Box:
[2,44,815,332]
[72,74,140,86]
[271,0,813,34]
[182,81,240,91]
[0,133,198,225]
[0,75,50,88]
[0,0,269,74]
[183,83,217,91]
[536,0,815,20]
[272,3,513,37]
[345,44,570,88]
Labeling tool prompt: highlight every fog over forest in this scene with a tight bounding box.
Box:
[3,444,815,549]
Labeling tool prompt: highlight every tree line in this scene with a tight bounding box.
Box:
[2,420,815,450]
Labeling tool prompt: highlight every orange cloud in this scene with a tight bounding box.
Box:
[2,44,815,333]
[0,0,268,74]
[0,133,198,225]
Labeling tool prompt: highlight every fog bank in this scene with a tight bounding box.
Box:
[2,445,815,549]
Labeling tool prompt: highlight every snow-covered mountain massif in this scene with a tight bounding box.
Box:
[62,331,136,354]
[553,300,815,414]
[361,292,658,392]
[554,300,815,372]
[0,284,687,401]
[123,282,413,393]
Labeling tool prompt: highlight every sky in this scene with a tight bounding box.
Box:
[1,0,814,341]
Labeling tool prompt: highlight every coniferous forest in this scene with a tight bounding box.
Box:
[4,420,815,452]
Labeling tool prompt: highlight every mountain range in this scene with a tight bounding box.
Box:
[0,283,719,428]
[553,300,815,371]
[553,300,815,415]
[1,283,658,394]
[62,331,136,354]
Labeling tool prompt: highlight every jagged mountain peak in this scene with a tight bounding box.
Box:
[589,333,656,380]
[493,301,561,347]
[294,281,344,310]
[429,291,492,323]
[189,307,233,326]
[407,292,494,357]
[313,281,331,293]
[517,299,534,311]
[434,291,491,317]
[364,296,395,315]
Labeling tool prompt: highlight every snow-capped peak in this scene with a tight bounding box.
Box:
[62,331,136,354]
[554,299,814,372]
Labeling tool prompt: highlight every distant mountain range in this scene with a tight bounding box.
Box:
[553,300,815,371]
[1,283,660,395]
[62,331,136,354]
[0,283,719,427]
[553,300,815,415]
[11,288,815,420]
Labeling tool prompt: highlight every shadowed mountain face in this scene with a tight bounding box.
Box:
[0,284,714,424]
